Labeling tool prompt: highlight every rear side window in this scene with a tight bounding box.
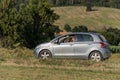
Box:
[98,35,107,42]
[76,34,93,42]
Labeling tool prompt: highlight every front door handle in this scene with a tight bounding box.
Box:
[70,43,74,46]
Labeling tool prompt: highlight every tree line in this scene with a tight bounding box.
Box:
[0,0,60,48]
[46,0,120,9]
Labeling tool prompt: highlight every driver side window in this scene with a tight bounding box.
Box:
[59,35,76,43]
[59,36,68,43]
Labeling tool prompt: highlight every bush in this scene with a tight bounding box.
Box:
[86,2,93,11]
[72,25,88,32]
[110,46,120,53]
[100,27,120,46]
[64,24,71,32]
[0,0,60,48]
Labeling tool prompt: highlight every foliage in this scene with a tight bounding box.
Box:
[110,46,120,53]
[64,24,71,32]
[72,25,88,32]
[18,0,60,48]
[101,32,119,45]
[0,0,60,48]
[85,0,94,11]
[46,0,120,9]
[64,25,88,32]
[86,3,93,11]
[0,0,19,47]
[101,27,120,45]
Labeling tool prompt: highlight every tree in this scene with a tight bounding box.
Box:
[0,0,60,48]
[0,0,19,47]
[64,24,71,32]
[72,25,88,32]
[18,0,60,48]
[101,27,120,45]
[85,0,93,11]
[101,32,119,45]
[86,3,92,11]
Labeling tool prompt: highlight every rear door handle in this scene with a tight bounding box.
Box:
[88,43,92,45]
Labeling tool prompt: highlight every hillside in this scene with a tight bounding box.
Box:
[52,6,120,30]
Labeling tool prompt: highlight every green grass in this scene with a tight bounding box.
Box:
[110,46,120,53]
[0,48,120,80]
[52,6,120,30]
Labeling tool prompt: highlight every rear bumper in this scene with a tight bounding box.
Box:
[100,48,111,59]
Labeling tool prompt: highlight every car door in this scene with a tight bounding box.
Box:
[52,35,75,57]
[74,34,94,57]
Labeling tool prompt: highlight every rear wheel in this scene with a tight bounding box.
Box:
[39,50,52,59]
[89,51,103,62]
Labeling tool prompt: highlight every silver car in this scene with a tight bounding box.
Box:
[34,32,111,62]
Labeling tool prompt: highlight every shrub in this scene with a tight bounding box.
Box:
[72,25,88,32]
[110,46,120,53]
[64,24,71,32]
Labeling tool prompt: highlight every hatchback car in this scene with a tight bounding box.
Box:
[34,32,111,62]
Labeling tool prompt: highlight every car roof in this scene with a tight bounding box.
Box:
[64,32,100,35]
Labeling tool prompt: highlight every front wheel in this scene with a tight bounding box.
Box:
[89,51,103,62]
[39,50,52,59]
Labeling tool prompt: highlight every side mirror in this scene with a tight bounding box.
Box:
[54,39,60,44]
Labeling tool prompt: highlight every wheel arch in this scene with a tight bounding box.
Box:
[88,50,103,59]
[38,49,52,58]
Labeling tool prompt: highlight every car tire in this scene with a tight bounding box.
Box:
[89,51,103,62]
[39,50,52,59]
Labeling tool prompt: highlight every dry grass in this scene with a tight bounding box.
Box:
[52,6,120,30]
[0,48,120,80]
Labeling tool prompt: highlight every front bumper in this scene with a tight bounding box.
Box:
[34,48,40,58]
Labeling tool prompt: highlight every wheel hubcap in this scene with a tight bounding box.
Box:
[41,52,50,59]
[91,52,101,62]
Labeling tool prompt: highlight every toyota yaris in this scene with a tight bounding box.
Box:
[34,32,111,62]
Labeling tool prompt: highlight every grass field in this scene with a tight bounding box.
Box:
[0,48,120,80]
[52,6,120,30]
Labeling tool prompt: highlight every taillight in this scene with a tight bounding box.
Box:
[100,42,105,48]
